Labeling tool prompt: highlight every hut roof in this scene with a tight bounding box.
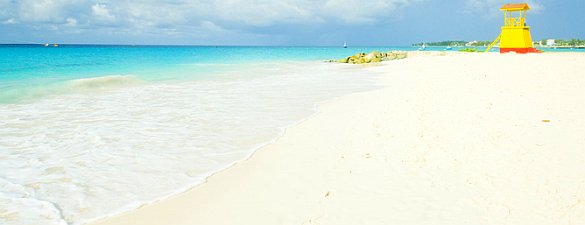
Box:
[501,3,530,11]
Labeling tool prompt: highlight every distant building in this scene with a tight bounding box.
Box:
[546,39,556,46]
[465,40,478,47]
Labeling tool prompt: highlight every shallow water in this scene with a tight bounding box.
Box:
[0,48,381,225]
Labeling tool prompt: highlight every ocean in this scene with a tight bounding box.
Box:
[0,45,407,104]
[0,45,403,225]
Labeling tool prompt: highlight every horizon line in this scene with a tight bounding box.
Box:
[0,43,422,47]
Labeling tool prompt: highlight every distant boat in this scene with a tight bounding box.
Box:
[444,46,453,50]
[44,43,49,47]
[343,42,347,48]
[418,43,427,51]
[53,44,59,47]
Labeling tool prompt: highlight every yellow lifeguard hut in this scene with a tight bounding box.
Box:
[486,3,539,53]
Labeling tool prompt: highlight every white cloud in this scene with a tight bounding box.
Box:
[65,17,77,26]
[465,0,545,17]
[16,0,85,22]
[202,0,418,26]
[0,0,11,19]
[206,0,322,26]
[199,21,226,33]
[92,3,115,22]
[0,0,422,40]
[2,18,16,24]
[322,0,414,24]
[1,0,420,26]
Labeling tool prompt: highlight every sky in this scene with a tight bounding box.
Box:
[0,0,583,46]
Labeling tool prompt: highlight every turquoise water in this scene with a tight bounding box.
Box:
[0,45,420,103]
[0,45,416,80]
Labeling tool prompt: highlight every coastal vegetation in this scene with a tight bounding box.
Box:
[415,38,585,48]
[458,48,481,53]
[539,39,585,47]
[413,41,491,47]
[332,51,407,64]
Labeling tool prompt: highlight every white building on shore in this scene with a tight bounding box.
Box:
[465,40,478,47]
[546,39,556,46]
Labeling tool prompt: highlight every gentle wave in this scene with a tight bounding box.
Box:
[0,75,144,104]
[0,62,379,225]
[66,75,144,91]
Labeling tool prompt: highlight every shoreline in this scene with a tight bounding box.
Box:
[82,81,379,225]
[73,65,384,225]
[0,58,380,225]
[89,53,583,225]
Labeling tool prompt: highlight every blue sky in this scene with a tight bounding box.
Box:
[0,0,583,45]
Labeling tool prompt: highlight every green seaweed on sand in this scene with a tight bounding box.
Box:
[459,48,481,53]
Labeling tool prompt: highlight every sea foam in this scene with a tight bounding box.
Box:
[66,75,144,91]
[0,61,379,225]
[0,75,143,104]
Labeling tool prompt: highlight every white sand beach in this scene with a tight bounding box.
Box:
[90,52,585,225]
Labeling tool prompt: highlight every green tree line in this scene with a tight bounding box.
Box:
[415,39,585,47]
[413,41,491,47]
[540,39,585,47]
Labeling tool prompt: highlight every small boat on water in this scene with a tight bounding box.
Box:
[445,46,453,50]
[418,43,427,51]
[343,42,347,48]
